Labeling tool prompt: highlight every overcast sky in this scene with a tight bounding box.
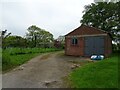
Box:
[1,0,94,39]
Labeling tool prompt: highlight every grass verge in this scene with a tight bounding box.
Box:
[67,53,118,88]
[2,53,40,72]
[2,48,61,72]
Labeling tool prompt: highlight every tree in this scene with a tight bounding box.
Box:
[26,25,40,47]
[26,25,53,47]
[81,1,120,45]
[1,30,11,39]
[0,30,11,48]
[54,36,65,48]
[3,35,27,48]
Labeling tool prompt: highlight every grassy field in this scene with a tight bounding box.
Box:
[68,53,118,88]
[2,48,61,71]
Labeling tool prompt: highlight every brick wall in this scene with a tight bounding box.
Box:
[65,37,84,56]
[104,35,112,57]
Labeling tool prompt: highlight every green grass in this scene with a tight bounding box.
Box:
[68,53,118,88]
[2,53,40,71]
[2,48,61,72]
[3,48,60,55]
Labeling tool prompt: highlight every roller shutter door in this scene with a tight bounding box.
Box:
[84,36,104,56]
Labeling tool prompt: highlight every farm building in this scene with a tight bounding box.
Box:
[65,25,112,57]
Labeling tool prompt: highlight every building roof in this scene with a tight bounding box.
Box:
[65,25,108,36]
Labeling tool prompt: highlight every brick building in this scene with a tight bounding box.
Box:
[65,25,112,57]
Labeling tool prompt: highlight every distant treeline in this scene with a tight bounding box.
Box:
[0,25,65,49]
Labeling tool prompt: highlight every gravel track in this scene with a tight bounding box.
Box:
[2,51,90,88]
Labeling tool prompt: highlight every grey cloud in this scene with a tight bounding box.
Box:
[1,0,94,38]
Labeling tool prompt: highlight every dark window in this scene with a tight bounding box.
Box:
[72,38,78,45]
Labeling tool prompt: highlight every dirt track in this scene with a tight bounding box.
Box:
[2,51,89,88]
